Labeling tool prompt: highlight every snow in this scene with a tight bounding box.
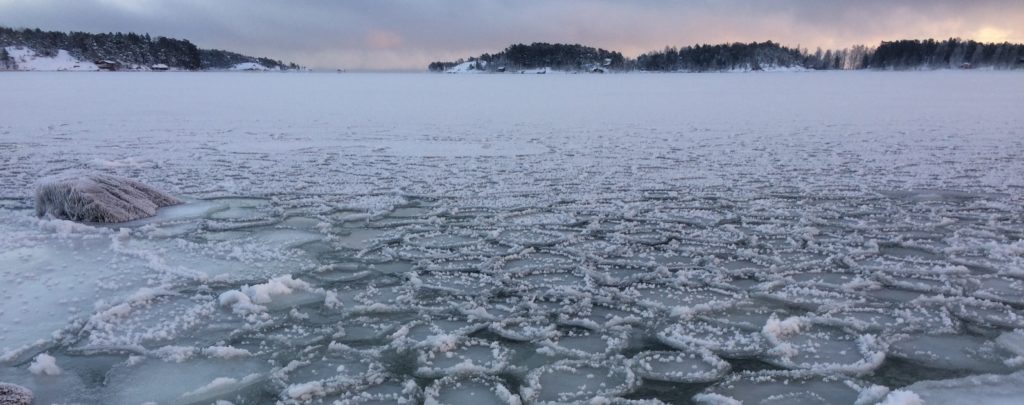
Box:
[630,349,731,383]
[27,353,61,376]
[878,390,924,405]
[285,380,323,400]
[3,46,98,71]
[0,71,1023,403]
[445,60,488,73]
[202,345,252,359]
[217,275,320,315]
[238,274,311,304]
[230,62,272,71]
[183,376,240,397]
[901,370,1024,405]
[723,64,808,73]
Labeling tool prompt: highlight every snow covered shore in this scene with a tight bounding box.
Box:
[1,46,280,71]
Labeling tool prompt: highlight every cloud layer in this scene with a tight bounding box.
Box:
[1,0,1021,70]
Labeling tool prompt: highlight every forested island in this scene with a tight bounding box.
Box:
[430,39,1024,73]
[3,25,1021,73]
[0,26,301,71]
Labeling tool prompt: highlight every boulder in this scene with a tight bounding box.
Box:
[0,382,33,405]
[35,172,182,223]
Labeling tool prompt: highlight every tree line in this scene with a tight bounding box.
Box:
[429,42,625,72]
[867,39,1023,70]
[0,26,301,70]
[634,42,875,71]
[430,39,1024,72]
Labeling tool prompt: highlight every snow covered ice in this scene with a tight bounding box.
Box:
[0,71,1023,403]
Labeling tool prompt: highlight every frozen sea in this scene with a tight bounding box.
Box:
[1,71,1023,404]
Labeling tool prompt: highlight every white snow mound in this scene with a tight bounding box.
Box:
[28,353,62,376]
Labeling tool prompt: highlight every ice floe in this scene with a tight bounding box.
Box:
[2,71,1024,403]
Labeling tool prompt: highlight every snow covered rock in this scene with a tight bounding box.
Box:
[0,383,34,405]
[35,172,182,223]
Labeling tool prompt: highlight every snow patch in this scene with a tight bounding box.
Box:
[903,370,1024,405]
[3,46,98,71]
[230,62,272,71]
[27,353,61,376]
[878,390,924,405]
[218,275,313,314]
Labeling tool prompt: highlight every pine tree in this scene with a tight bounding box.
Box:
[0,46,10,69]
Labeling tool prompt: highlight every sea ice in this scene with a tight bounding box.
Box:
[2,71,1023,402]
[900,370,1024,405]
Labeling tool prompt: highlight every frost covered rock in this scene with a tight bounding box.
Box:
[35,172,182,223]
[0,383,34,405]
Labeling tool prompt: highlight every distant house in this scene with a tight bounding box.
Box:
[959,62,974,69]
[590,67,606,73]
[95,60,119,71]
[150,63,169,71]
[496,66,506,73]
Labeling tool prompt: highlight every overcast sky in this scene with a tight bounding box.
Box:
[1,0,1021,70]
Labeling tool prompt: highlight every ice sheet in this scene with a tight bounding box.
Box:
[1,71,1022,402]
